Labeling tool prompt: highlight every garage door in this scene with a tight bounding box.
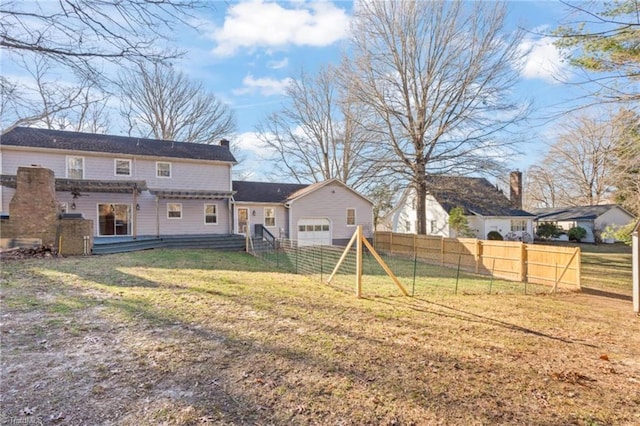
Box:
[297,218,331,246]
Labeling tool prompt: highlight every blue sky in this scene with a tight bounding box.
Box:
[3,1,595,181]
[169,0,590,180]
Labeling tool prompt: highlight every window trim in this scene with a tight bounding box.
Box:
[264,207,276,227]
[346,208,356,226]
[204,203,218,225]
[156,161,172,179]
[66,155,84,179]
[510,219,527,232]
[167,203,182,219]
[114,158,132,177]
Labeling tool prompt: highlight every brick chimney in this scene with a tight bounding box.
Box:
[510,170,523,209]
[220,139,230,148]
[9,166,59,246]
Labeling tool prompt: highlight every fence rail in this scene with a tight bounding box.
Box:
[374,232,581,290]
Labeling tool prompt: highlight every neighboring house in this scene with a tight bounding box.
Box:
[233,179,374,246]
[0,127,373,245]
[532,204,637,243]
[380,172,535,241]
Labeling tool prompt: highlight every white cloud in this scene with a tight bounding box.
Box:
[233,74,293,96]
[518,36,569,83]
[211,1,350,56]
[234,131,265,155]
[268,57,289,70]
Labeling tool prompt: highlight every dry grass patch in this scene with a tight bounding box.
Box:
[1,249,639,425]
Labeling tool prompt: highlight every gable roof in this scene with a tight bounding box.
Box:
[285,179,373,205]
[427,175,533,217]
[0,127,237,163]
[532,204,635,222]
[232,181,308,203]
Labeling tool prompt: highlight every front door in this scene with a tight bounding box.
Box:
[237,208,249,235]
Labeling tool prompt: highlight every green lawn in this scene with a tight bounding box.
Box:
[1,249,639,425]
[540,241,633,296]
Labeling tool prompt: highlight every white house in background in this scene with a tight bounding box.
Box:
[532,204,637,244]
[232,179,373,246]
[379,172,535,241]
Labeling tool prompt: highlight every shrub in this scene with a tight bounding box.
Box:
[567,226,587,242]
[487,231,503,240]
[448,206,474,238]
[601,221,635,246]
[536,222,561,240]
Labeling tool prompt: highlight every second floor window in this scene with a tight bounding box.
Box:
[67,156,84,179]
[115,159,131,176]
[264,207,275,227]
[156,162,171,178]
[347,208,356,226]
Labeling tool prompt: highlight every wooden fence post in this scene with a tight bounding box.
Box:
[475,239,481,274]
[520,243,527,282]
[440,236,445,266]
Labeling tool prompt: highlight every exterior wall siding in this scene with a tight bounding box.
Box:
[1,147,232,191]
[289,181,373,243]
[234,204,289,238]
[596,208,636,232]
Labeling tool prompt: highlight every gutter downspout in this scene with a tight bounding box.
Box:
[155,196,160,238]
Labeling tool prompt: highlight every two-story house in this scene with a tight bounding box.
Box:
[0,127,374,245]
[1,127,236,239]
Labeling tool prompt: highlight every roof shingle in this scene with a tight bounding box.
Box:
[0,127,237,163]
[232,181,309,203]
[427,175,533,217]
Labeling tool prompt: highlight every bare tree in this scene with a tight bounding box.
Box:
[1,0,203,80]
[1,55,111,133]
[257,65,387,191]
[342,0,530,234]
[524,165,562,210]
[119,63,237,144]
[610,109,640,215]
[526,110,623,208]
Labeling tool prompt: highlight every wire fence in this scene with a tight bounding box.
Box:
[251,239,552,297]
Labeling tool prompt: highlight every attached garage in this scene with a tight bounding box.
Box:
[297,218,331,246]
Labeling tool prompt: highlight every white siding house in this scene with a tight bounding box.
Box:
[533,205,636,243]
[380,174,535,241]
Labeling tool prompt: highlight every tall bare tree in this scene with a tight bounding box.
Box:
[257,65,387,191]
[1,0,203,80]
[119,63,237,144]
[610,109,640,215]
[524,165,561,210]
[342,0,530,234]
[1,55,110,132]
[525,109,624,209]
